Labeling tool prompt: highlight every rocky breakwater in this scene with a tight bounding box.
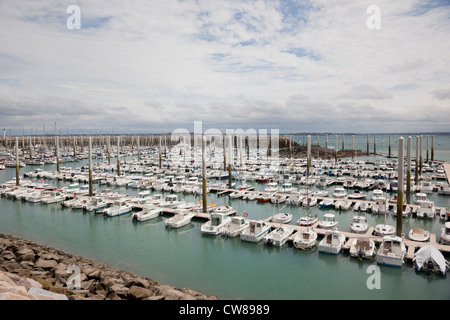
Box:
[0,233,218,300]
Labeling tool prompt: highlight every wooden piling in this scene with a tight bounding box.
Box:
[396,137,404,237]
[202,136,207,214]
[15,137,19,186]
[88,137,93,197]
[406,136,411,204]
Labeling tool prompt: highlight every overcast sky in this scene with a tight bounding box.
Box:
[1,0,449,135]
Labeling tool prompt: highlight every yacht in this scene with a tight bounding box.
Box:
[413,192,428,205]
[331,187,347,198]
[256,193,272,202]
[213,205,234,215]
[374,223,396,237]
[263,226,294,247]
[416,200,435,219]
[349,238,376,260]
[292,228,317,250]
[318,213,339,230]
[318,229,346,255]
[222,216,250,237]
[371,197,388,215]
[84,197,110,212]
[201,212,232,236]
[297,213,318,227]
[271,194,287,204]
[349,216,369,234]
[271,212,293,224]
[319,198,334,208]
[376,235,406,268]
[264,182,278,193]
[131,190,152,204]
[240,220,271,242]
[370,189,385,201]
[159,194,184,209]
[412,245,449,276]
[348,190,366,200]
[440,222,450,245]
[408,228,430,242]
[165,210,195,229]
[103,199,132,217]
[132,203,162,222]
[353,201,369,212]
[41,191,65,204]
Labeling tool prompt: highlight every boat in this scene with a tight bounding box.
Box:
[318,213,339,230]
[318,229,346,255]
[292,228,317,250]
[213,205,234,215]
[297,213,318,227]
[371,197,388,214]
[408,228,430,242]
[222,216,250,237]
[256,193,272,202]
[244,192,259,201]
[416,200,435,219]
[348,190,367,200]
[376,235,406,268]
[349,238,376,261]
[176,202,196,210]
[331,187,347,198]
[158,194,184,209]
[371,189,385,201]
[264,182,278,192]
[131,190,152,204]
[334,199,352,210]
[132,203,162,222]
[319,198,334,208]
[271,194,287,204]
[103,199,132,217]
[413,245,449,276]
[271,212,293,224]
[413,192,428,205]
[263,226,294,247]
[240,220,271,242]
[201,212,232,236]
[41,191,65,204]
[301,196,317,207]
[229,190,246,199]
[374,223,396,236]
[353,201,369,212]
[84,197,110,212]
[165,210,195,229]
[349,216,369,234]
[439,222,450,245]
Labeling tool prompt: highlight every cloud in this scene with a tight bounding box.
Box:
[0,0,449,134]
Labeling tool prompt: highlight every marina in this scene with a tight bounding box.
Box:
[1,133,450,300]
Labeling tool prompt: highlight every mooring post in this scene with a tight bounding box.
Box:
[396,137,404,237]
[89,137,93,197]
[406,136,411,204]
[202,136,207,213]
[15,137,19,186]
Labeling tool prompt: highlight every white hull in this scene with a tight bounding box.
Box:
[240,221,271,242]
[165,213,194,229]
[318,233,345,255]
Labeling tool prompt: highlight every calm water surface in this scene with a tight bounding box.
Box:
[0,156,449,300]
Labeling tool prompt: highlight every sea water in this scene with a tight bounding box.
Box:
[0,152,449,300]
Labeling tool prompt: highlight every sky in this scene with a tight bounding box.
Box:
[0,0,450,135]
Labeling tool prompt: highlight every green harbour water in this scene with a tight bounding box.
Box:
[1,135,450,300]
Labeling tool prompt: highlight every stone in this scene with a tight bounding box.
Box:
[28,287,69,300]
[2,250,16,261]
[128,285,153,300]
[125,276,150,289]
[34,259,58,270]
[108,283,129,297]
[83,266,101,280]
[16,248,36,262]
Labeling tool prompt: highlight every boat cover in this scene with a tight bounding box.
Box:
[413,245,449,275]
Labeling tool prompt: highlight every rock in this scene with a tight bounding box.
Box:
[34,259,58,270]
[28,287,68,300]
[108,283,129,297]
[128,285,153,300]
[39,253,63,263]
[125,276,150,289]
[16,248,36,262]
[2,250,15,261]
[83,266,102,280]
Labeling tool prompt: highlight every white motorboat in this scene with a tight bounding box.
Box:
[374,223,396,236]
[318,213,339,230]
[264,182,278,192]
[292,228,317,250]
[349,216,369,234]
[271,212,293,224]
[84,197,110,212]
[376,235,406,268]
[313,189,329,197]
[331,187,347,198]
[301,196,317,207]
[229,190,246,199]
[334,199,352,210]
[349,238,376,260]
[240,220,271,242]
[243,192,259,201]
[131,190,152,204]
[147,194,163,205]
[165,210,195,229]
[353,201,369,212]
[370,189,384,201]
[408,228,430,242]
[271,194,287,204]
[103,199,132,217]
[348,190,366,200]
[263,226,294,247]
[222,216,250,237]
[440,222,450,245]
[318,229,346,255]
[201,212,232,236]
[416,200,435,219]
[371,197,388,214]
[280,183,297,193]
[41,191,65,204]
[286,194,304,206]
[297,214,318,227]
[413,192,428,205]
[213,205,234,215]
[413,245,449,276]
[159,194,184,209]
[132,203,162,222]
[177,202,196,210]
